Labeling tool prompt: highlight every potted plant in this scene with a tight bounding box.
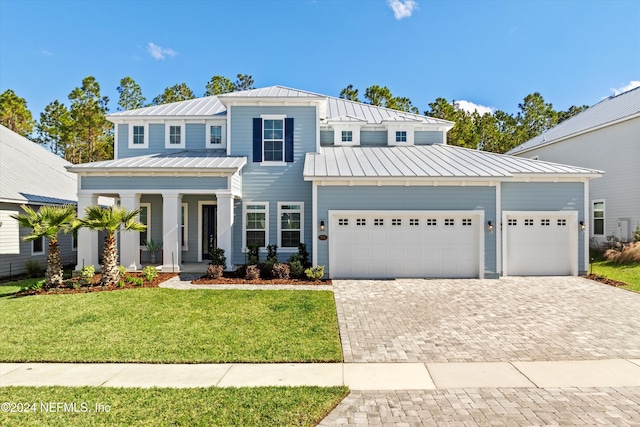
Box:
[144,239,161,264]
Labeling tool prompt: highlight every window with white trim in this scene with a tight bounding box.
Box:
[396,131,407,142]
[165,122,185,148]
[244,203,268,249]
[139,203,151,248]
[263,119,284,162]
[278,203,303,249]
[593,200,605,235]
[181,203,188,250]
[206,122,226,148]
[341,130,353,142]
[32,236,44,255]
[128,123,148,149]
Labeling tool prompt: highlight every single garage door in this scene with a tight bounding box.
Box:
[329,210,483,279]
[503,211,578,276]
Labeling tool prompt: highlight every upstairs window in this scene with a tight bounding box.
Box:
[253,116,294,164]
[165,122,185,148]
[128,123,148,148]
[169,126,181,145]
[396,131,407,142]
[263,119,284,162]
[210,126,222,145]
[341,130,353,142]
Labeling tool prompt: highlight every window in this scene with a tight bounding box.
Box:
[593,200,605,235]
[72,234,77,251]
[525,219,534,226]
[341,130,353,142]
[557,219,567,226]
[445,219,455,226]
[244,203,268,249]
[541,219,550,226]
[396,131,407,142]
[165,122,185,148]
[392,218,401,226]
[128,123,148,148]
[210,126,222,144]
[462,219,472,226]
[356,218,366,226]
[374,218,384,226]
[409,219,419,226]
[263,119,284,162]
[253,116,293,164]
[139,203,151,248]
[278,203,303,249]
[426,219,437,226]
[508,219,517,226]
[181,203,188,250]
[338,218,349,226]
[32,236,44,255]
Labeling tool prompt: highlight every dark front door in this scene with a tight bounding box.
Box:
[202,205,217,260]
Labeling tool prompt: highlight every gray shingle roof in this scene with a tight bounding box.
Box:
[0,125,77,204]
[508,86,640,155]
[304,145,602,179]
[67,150,246,173]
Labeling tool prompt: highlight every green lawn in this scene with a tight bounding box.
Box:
[0,288,342,363]
[590,261,640,293]
[0,278,42,297]
[0,386,349,427]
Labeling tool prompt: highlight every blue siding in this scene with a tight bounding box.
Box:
[361,130,387,146]
[230,106,316,265]
[415,131,443,145]
[316,186,497,277]
[186,124,205,148]
[502,181,586,272]
[81,176,228,191]
[117,123,213,158]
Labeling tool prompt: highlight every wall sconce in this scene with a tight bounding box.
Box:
[487,220,493,231]
[579,220,585,231]
[320,220,325,231]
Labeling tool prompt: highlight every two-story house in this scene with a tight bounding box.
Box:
[68,86,601,279]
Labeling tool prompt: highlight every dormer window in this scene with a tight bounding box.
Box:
[206,121,227,149]
[128,123,148,149]
[396,131,407,142]
[387,126,414,145]
[210,126,222,144]
[165,122,185,149]
[341,131,353,142]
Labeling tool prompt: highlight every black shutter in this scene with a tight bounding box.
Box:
[284,117,294,162]
[252,118,262,162]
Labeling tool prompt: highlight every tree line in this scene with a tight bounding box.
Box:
[0,74,586,163]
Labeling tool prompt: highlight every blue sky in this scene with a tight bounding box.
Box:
[1,0,638,118]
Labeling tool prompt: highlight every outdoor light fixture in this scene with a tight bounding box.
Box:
[487,220,493,231]
[320,220,325,231]
[579,220,585,231]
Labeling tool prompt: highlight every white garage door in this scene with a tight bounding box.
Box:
[330,211,483,279]
[503,211,577,276]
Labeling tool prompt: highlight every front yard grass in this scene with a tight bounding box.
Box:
[0,288,342,363]
[0,385,349,427]
[590,260,640,293]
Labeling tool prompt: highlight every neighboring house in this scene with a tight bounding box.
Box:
[509,87,639,246]
[68,86,602,279]
[0,125,78,278]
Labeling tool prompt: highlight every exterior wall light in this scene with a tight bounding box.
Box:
[320,220,325,231]
[579,220,585,231]
[487,220,493,231]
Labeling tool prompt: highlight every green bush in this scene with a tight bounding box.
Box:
[142,265,158,282]
[117,265,126,279]
[80,265,95,283]
[259,260,276,279]
[24,279,45,291]
[247,244,260,265]
[24,260,44,278]
[305,265,325,281]
[287,243,310,268]
[289,260,304,278]
[266,244,278,263]
[208,247,227,267]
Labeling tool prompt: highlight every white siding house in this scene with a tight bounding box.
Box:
[508,87,640,246]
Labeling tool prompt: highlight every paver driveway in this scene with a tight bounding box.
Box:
[333,276,640,363]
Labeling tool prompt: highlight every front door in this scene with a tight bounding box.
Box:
[202,205,217,260]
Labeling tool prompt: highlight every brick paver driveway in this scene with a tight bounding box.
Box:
[333,277,640,363]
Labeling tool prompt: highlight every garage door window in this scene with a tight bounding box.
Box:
[541,219,550,226]
[593,200,605,235]
[245,203,268,249]
[278,203,303,248]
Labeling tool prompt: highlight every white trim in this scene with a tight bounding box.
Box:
[583,181,589,272]
[206,120,226,149]
[127,122,149,149]
[242,202,269,251]
[261,116,285,163]
[32,236,45,256]
[277,202,304,251]
[312,181,318,266]
[495,182,501,275]
[181,202,188,251]
[114,122,119,159]
[304,176,601,184]
[260,161,287,167]
[591,198,606,237]
[139,202,151,250]
[501,210,579,277]
[386,126,414,146]
[197,200,217,263]
[226,107,232,156]
[260,114,287,120]
[165,121,185,149]
[331,124,363,146]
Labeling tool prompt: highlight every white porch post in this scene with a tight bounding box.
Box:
[216,193,234,270]
[76,193,99,270]
[162,193,182,272]
[119,193,141,271]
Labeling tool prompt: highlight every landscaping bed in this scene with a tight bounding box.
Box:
[192,272,330,286]
[583,273,629,288]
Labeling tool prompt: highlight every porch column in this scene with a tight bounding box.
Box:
[217,193,234,270]
[162,193,182,272]
[119,193,141,271]
[76,193,99,270]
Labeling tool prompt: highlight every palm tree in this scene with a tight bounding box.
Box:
[80,205,146,286]
[11,204,77,289]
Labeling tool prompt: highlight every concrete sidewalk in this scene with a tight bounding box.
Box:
[2,359,640,390]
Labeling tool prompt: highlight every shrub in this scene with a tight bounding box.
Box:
[80,265,95,284]
[272,263,290,279]
[305,265,325,281]
[142,265,158,282]
[289,260,304,278]
[208,247,227,267]
[235,265,247,278]
[634,223,640,243]
[288,243,310,268]
[604,241,640,264]
[24,279,45,291]
[259,260,275,279]
[118,280,125,288]
[117,265,127,279]
[247,244,260,265]
[126,276,144,286]
[24,260,44,278]
[245,265,260,280]
[266,244,278,263]
[206,264,223,279]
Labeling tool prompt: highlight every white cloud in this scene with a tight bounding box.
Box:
[611,80,640,95]
[453,100,494,115]
[147,42,177,60]
[41,50,53,56]
[387,0,417,20]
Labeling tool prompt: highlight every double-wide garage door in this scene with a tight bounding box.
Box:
[330,211,483,279]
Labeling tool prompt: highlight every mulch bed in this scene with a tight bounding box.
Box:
[583,274,629,288]
[191,275,331,286]
[13,273,178,296]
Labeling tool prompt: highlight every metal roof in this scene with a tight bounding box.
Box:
[325,97,452,126]
[0,125,77,204]
[509,86,640,155]
[218,85,325,99]
[108,96,226,118]
[304,145,602,180]
[67,150,247,173]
